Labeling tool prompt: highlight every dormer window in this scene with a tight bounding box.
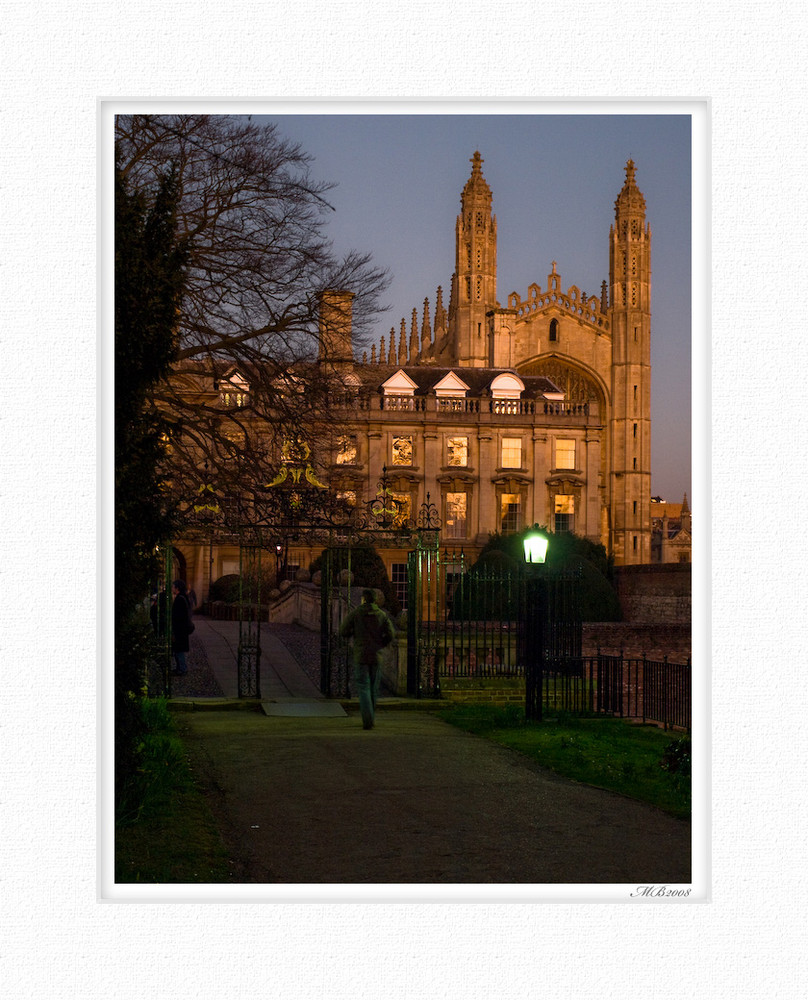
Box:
[434,371,471,412]
[219,370,250,407]
[381,369,418,411]
[489,372,525,415]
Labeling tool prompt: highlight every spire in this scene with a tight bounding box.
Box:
[398,319,407,365]
[434,285,446,330]
[371,343,377,364]
[387,329,396,365]
[681,492,690,515]
[409,308,419,359]
[615,158,647,216]
[461,150,493,203]
[421,297,432,353]
[600,279,609,312]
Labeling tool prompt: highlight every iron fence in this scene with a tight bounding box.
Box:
[438,649,691,730]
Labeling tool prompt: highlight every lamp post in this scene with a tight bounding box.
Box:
[522,526,548,721]
[275,542,283,587]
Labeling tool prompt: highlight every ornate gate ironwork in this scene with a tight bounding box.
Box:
[237,529,262,698]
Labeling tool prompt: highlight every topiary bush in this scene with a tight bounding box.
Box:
[459,528,622,622]
[310,542,400,617]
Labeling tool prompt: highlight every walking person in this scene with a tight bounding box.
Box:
[339,589,395,729]
[171,579,194,676]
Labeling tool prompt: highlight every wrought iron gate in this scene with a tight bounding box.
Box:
[237,532,262,698]
[319,546,352,699]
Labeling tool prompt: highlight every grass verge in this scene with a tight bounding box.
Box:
[115,699,234,883]
[433,704,691,819]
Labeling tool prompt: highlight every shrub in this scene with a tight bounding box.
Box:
[457,528,622,622]
[310,542,400,617]
[660,736,691,776]
[208,569,276,604]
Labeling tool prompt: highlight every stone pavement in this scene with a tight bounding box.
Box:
[172,616,692,886]
[178,616,325,703]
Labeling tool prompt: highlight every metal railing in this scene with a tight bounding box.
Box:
[437,646,691,730]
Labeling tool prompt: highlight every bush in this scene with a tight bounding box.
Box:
[208,569,276,604]
[116,698,187,826]
[310,542,400,617]
[660,736,691,776]
[459,528,622,622]
[208,573,240,603]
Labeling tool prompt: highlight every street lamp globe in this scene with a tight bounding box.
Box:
[523,526,549,565]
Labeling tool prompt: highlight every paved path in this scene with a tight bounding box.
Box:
[179,710,691,885]
[175,615,692,886]
[186,618,324,701]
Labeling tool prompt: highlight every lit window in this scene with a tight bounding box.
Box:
[554,495,574,533]
[555,439,576,470]
[447,436,468,467]
[391,436,413,466]
[391,563,408,610]
[335,435,357,465]
[445,493,467,539]
[500,493,522,534]
[501,438,522,469]
[391,492,411,526]
[336,490,356,507]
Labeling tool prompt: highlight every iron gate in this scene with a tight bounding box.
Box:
[319,546,353,699]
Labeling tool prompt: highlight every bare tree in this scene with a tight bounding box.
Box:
[115,114,389,515]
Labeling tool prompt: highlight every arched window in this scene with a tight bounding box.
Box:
[549,319,559,342]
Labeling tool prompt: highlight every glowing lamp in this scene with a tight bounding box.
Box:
[523,528,548,565]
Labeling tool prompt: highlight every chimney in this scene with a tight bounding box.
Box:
[318,289,355,363]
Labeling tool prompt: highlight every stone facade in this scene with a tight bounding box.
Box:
[174,153,658,601]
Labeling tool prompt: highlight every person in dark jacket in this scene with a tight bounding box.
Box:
[171,579,193,676]
[339,589,395,729]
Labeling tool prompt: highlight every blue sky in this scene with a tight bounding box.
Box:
[257,111,692,502]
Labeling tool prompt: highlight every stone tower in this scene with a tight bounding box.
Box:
[452,151,497,366]
[609,159,652,564]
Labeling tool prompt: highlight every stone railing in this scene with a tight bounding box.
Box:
[331,393,592,419]
[507,284,610,331]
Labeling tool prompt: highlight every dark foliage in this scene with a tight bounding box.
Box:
[660,736,692,776]
[455,528,622,622]
[309,542,401,617]
[115,159,187,802]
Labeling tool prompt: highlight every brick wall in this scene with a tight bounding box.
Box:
[439,676,525,704]
[582,622,691,661]
[613,563,691,623]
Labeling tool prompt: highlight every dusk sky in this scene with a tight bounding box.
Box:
[257,111,693,504]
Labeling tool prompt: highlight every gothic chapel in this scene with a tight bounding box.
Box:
[176,153,654,600]
[333,152,652,567]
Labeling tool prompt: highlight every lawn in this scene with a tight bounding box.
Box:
[433,704,691,819]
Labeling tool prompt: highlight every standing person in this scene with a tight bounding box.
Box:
[339,589,395,729]
[171,579,193,676]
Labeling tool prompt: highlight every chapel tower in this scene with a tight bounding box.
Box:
[452,151,497,366]
[609,159,652,564]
